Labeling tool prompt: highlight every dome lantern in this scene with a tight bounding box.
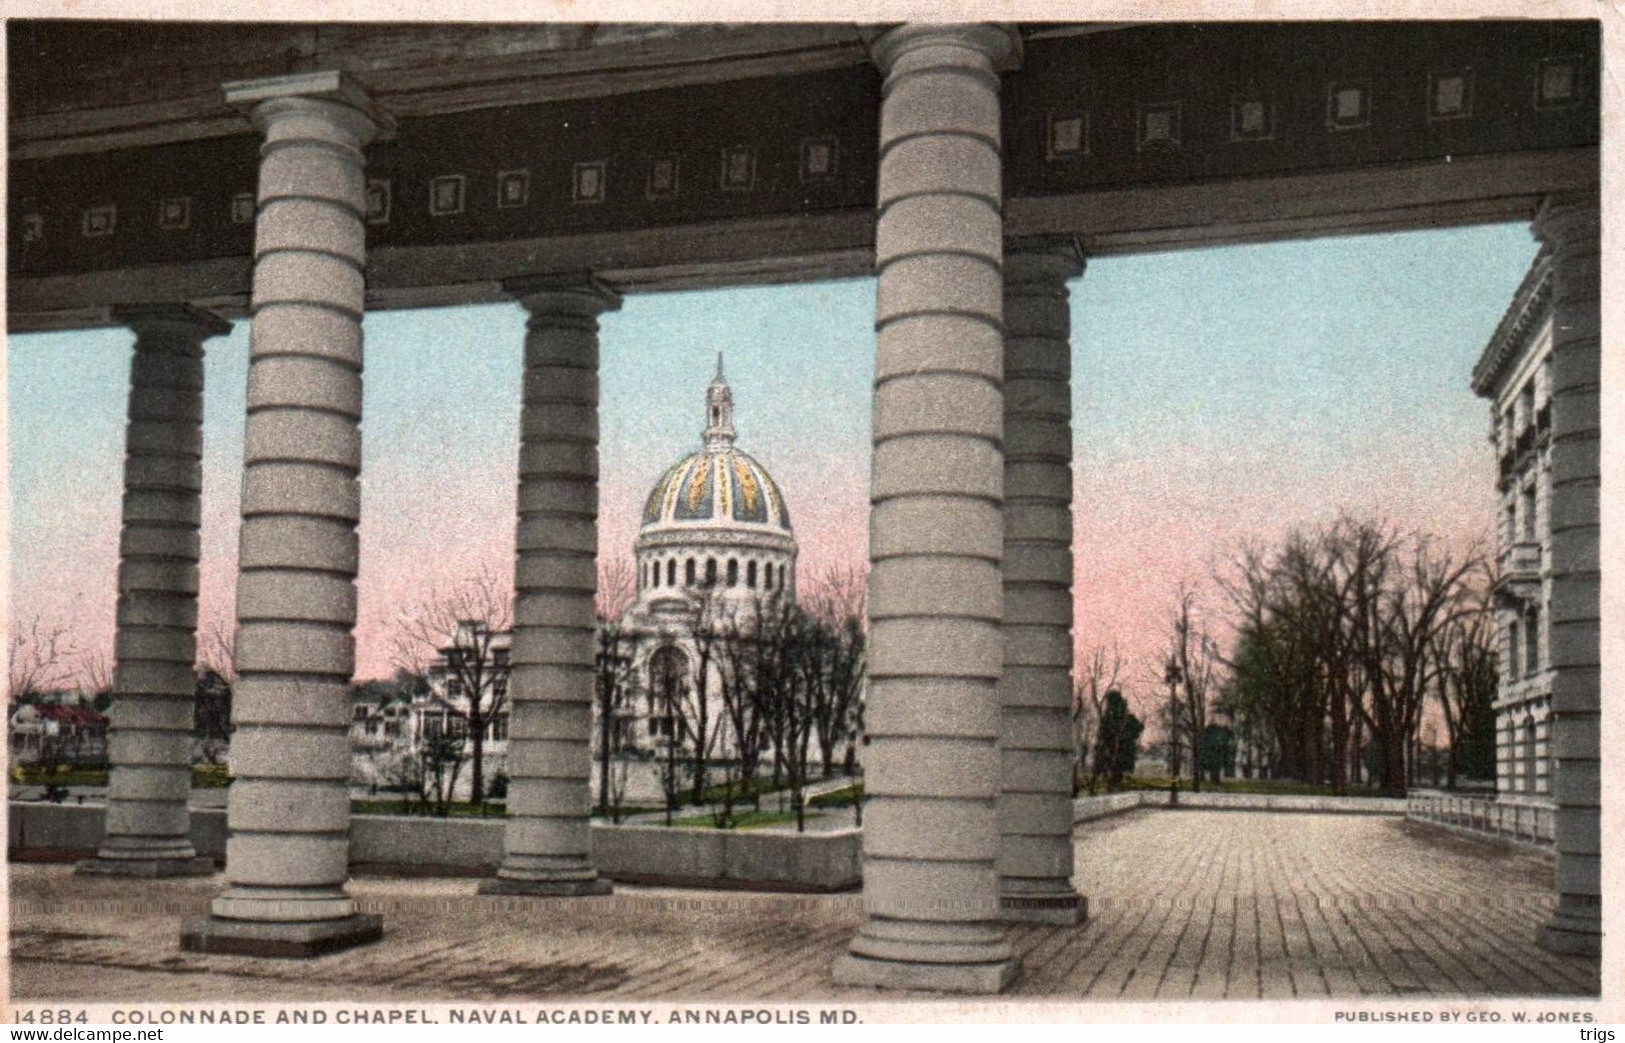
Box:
[703,351,736,451]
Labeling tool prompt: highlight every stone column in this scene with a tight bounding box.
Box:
[182,72,390,957]
[479,276,618,897]
[78,305,230,878]
[1533,194,1601,958]
[834,23,1021,994]
[998,237,1085,924]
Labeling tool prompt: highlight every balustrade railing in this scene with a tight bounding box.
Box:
[1406,791,1554,846]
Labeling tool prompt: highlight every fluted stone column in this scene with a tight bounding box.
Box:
[182,71,389,957]
[1534,194,1601,958]
[833,23,1021,995]
[479,276,618,898]
[78,305,230,878]
[998,238,1085,925]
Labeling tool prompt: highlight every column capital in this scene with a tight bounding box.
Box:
[223,70,396,144]
[112,303,233,340]
[1533,192,1599,247]
[1004,235,1086,284]
[503,274,623,317]
[865,23,1023,77]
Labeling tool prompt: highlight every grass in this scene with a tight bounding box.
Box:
[350,799,507,818]
[808,783,864,808]
[669,809,813,830]
[9,765,233,789]
[1093,775,1389,798]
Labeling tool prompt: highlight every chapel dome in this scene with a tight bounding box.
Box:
[637,355,792,536]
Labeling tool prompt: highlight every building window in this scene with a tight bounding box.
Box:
[727,559,739,587]
[1525,606,1540,676]
[747,561,758,588]
[686,559,696,586]
[706,558,717,586]
[1521,486,1536,542]
[489,715,509,742]
[667,560,676,587]
[1508,618,1521,681]
[1522,718,1538,794]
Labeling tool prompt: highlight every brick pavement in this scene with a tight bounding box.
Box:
[9,810,1599,1002]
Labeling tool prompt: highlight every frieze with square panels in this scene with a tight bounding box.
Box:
[8,65,879,278]
[1007,21,1597,197]
[7,23,1597,280]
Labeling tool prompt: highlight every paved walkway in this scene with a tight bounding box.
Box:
[9,810,1598,1002]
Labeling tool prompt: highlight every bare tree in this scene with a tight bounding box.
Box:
[80,648,114,710]
[596,558,636,623]
[716,605,766,806]
[802,562,866,630]
[1429,564,1499,790]
[392,564,513,805]
[1074,642,1122,795]
[1167,584,1221,793]
[594,620,636,821]
[682,593,727,806]
[1345,527,1482,796]
[198,618,237,682]
[8,617,79,702]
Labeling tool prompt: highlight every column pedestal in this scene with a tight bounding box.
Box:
[997,238,1086,927]
[183,70,390,958]
[79,306,230,880]
[834,22,1021,995]
[478,276,618,899]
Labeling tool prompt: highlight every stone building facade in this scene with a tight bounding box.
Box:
[349,361,797,793]
[619,357,798,757]
[1471,252,1555,803]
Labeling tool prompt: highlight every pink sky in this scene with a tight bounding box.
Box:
[8,225,1529,694]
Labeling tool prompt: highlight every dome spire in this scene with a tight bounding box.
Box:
[704,354,735,450]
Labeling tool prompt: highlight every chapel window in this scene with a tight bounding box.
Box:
[727,559,739,587]
[747,561,758,588]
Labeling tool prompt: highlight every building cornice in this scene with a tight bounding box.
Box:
[1471,249,1554,399]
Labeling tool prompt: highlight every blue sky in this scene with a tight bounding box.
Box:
[8,221,1538,682]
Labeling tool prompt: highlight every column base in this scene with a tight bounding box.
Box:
[999,889,1086,926]
[76,856,216,879]
[477,875,613,898]
[1537,910,1601,958]
[832,952,1019,994]
[180,915,384,958]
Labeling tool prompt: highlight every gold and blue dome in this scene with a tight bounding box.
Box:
[640,355,791,533]
[642,447,791,532]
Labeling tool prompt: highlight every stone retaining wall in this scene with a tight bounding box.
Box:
[1073,789,1407,822]
[6,802,861,892]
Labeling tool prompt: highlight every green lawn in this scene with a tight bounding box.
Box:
[350,799,507,818]
[9,765,232,789]
[669,809,814,830]
[808,783,864,808]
